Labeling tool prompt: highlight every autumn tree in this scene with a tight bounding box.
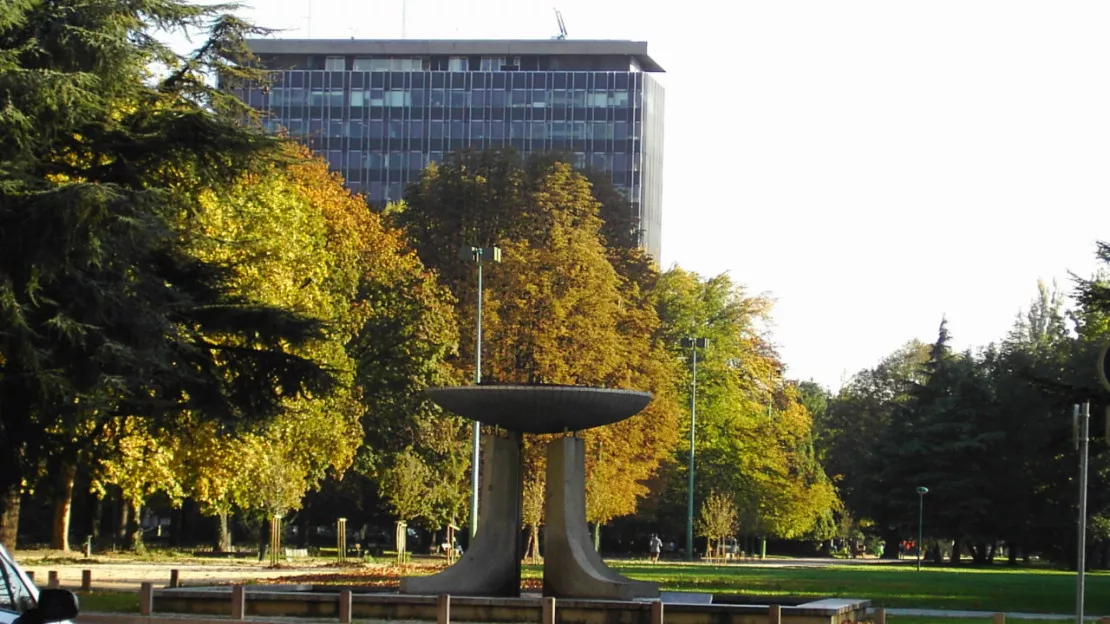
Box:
[0,0,335,549]
[697,491,738,558]
[396,150,681,531]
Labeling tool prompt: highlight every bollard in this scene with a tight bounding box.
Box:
[47,571,59,589]
[650,599,664,624]
[992,614,1005,624]
[873,606,886,624]
[81,570,91,591]
[139,582,153,616]
[542,597,556,624]
[768,603,781,624]
[169,569,179,588]
[436,594,450,624]
[231,584,246,620]
[338,589,352,623]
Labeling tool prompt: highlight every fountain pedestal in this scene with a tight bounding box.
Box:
[543,436,659,599]
[399,432,522,596]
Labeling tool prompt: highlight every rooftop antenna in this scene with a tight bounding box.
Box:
[302,0,313,38]
[553,8,567,40]
[402,0,407,39]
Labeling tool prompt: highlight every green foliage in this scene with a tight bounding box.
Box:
[396,148,680,525]
[824,258,1110,566]
[0,0,333,548]
[379,448,433,524]
[697,491,738,555]
[651,267,839,540]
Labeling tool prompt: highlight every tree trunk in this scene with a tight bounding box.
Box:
[593,522,601,552]
[127,502,143,552]
[0,482,21,553]
[116,493,129,549]
[1008,543,1018,566]
[949,539,961,564]
[528,523,540,561]
[880,528,900,560]
[217,510,232,553]
[50,461,77,551]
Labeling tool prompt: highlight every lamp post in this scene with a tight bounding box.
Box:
[461,245,501,538]
[916,486,929,571]
[681,337,709,562]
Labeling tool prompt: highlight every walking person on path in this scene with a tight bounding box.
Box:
[649,533,663,564]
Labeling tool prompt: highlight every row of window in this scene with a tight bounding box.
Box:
[324,56,519,72]
[267,87,634,109]
[276,119,639,142]
[271,69,647,92]
[349,178,643,204]
[326,150,636,172]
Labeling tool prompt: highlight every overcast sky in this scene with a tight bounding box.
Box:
[197,1,1109,389]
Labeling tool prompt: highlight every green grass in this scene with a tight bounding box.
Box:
[607,561,1107,614]
[883,612,1065,617]
[75,590,139,613]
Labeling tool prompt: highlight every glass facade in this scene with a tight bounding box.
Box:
[240,62,664,259]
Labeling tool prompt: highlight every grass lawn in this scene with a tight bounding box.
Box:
[75,590,140,613]
[65,558,1108,618]
[606,561,1107,614]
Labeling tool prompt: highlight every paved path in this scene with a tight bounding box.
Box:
[19,554,904,592]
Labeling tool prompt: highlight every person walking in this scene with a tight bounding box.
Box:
[649,533,663,564]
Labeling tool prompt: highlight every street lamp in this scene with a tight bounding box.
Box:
[460,245,501,538]
[681,336,709,561]
[916,486,929,571]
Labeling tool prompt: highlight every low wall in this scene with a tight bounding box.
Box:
[151,587,871,624]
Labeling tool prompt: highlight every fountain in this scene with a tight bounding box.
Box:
[399,384,660,600]
[148,385,872,624]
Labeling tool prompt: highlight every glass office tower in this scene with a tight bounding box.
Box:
[240,39,665,260]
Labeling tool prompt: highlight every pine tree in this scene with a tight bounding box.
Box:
[0,0,333,549]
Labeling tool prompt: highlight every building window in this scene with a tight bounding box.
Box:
[350,91,364,107]
[480,57,506,71]
[448,56,468,71]
[354,58,389,71]
[325,56,345,71]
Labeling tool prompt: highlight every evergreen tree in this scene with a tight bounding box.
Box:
[0,0,333,549]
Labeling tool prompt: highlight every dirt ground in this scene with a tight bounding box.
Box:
[13,550,394,593]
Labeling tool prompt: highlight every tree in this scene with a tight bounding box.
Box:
[697,491,738,558]
[522,472,544,562]
[396,150,680,528]
[817,341,930,532]
[652,268,838,545]
[0,0,337,549]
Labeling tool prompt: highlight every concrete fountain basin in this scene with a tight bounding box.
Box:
[424,384,652,434]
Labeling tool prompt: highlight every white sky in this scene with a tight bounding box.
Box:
[204,0,1108,390]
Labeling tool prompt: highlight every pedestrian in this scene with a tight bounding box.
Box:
[649,533,663,564]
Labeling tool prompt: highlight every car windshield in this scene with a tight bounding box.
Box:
[0,550,35,616]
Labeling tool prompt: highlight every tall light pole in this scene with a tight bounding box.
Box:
[681,337,708,561]
[1074,401,1091,624]
[461,245,501,538]
[916,486,928,571]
